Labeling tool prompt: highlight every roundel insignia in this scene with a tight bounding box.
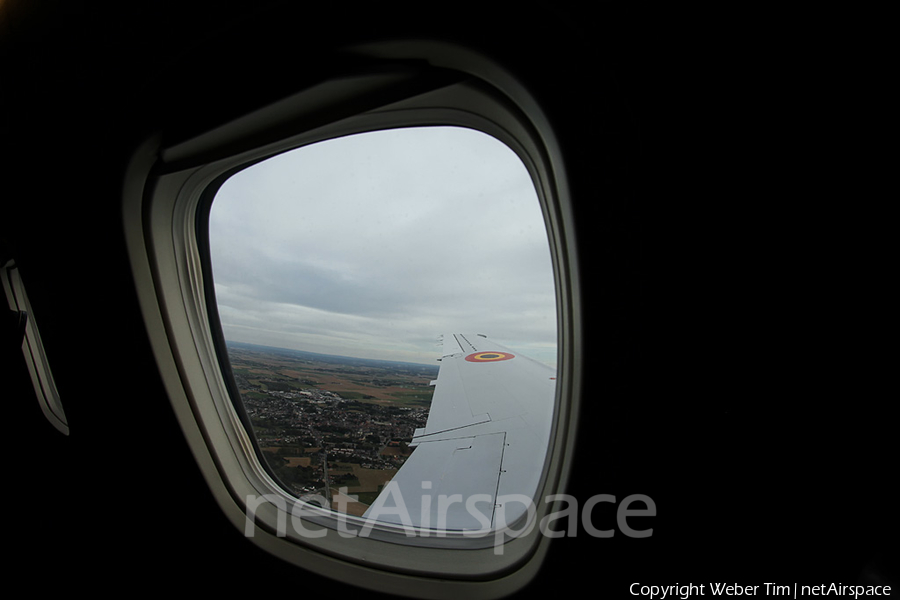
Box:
[465,351,515,363]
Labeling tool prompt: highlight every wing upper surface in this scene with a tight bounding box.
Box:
[363,334,556,532]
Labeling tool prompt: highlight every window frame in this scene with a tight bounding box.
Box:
[2,259,68,435]
[122,41,582,597]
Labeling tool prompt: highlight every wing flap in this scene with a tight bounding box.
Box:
[363,433,504,531]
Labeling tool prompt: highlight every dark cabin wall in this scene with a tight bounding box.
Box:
[2,2,893,596]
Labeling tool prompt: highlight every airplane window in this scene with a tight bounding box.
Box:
[2,259,68,435]
[207,126,557,531]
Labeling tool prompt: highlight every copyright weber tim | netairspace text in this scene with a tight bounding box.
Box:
[630,583,892,599]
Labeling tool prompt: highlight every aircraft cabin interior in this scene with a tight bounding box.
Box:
[2,2,893,598]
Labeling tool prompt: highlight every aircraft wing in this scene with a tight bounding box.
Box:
[363,334,556,532]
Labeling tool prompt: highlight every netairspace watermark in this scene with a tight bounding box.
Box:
[630,583,893,599]
[243,481,656,554]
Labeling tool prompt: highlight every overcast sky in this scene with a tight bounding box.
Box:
[208,126,557,368]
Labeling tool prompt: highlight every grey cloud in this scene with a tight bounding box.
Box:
[208,126,558,366]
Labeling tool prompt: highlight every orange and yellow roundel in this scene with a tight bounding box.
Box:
[465,351,515,363]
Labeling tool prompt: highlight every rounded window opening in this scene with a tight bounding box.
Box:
[208,126,557,533]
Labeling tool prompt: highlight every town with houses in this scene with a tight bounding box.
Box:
[226,342,437,513]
